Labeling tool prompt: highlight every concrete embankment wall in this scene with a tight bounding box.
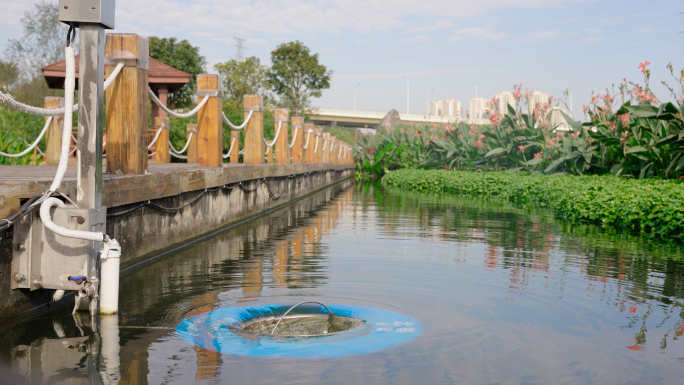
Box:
[0,165,354,327]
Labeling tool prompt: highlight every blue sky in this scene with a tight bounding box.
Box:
[1,0,682,118]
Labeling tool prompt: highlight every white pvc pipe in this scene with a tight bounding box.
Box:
[47,46,76,193]
[40,198,105,241]
[100,240,121,314]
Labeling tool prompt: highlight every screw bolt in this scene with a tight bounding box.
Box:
[14,274,25,283]
[15,244,24,252]
[77,216,85,225]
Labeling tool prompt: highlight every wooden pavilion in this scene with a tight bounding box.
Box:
[42,56,191,120]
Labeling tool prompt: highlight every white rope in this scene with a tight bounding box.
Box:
[68,146,77,156]
[0,63,124,117]
[149,151,156,158]
[103,63,125,92]
[36,146,46,157]
[264,121,283,148]
[314,136,319,153]
[288,127,299,149]
[322,138,328,152]
[148,123,165,149]
[338,146,343,159]
[71,134,78,143]
[169,132,194,154]
[223,110,253,130]
[0,117,52,157]
[223,137,236,159]
[329,141,335,152]
[148,88,209,119]
[302,129,312,149]
[170,152,187,159]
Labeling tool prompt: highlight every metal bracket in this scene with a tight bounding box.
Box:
[11,205,107,291]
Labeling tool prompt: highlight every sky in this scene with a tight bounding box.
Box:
[1,0,683,119]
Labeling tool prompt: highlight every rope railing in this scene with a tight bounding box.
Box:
[223,137,237,159]
[148,88,209,119]
[264,121,283,147]
[0,117,52,157]
[313,135,319,153]
[169,132,194,154]
[0,63,124,117]
[302,129,313,150]
[223,110,253,130]
[148,122,165,149]
[322,138,328,152]
[288,126,299,149]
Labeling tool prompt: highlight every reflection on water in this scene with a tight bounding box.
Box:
[2,179,684,384]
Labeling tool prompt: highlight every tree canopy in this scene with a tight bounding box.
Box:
[268,41,332,117]
[214,56,270,113]
[148,36,207,108]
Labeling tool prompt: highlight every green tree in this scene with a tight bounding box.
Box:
[268,41,332,117]
[148,37,207,108]
[214,56,270,113]
[0,60,19,92]
[4,1,69,80]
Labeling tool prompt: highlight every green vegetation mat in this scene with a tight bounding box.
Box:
[382,169,684,241]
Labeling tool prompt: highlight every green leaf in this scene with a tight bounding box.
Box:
[485,147,506,158]
[526,157,544,166]
[626,146,648,154]
[544,157,565,174]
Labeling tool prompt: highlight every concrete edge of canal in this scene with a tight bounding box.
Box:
[0,164,354,329]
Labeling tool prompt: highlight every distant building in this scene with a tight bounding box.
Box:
[548,106,571,134]
[469,97,488,120]
[495,91,515,115]
[527,91,550,114]
[429,99,461,119]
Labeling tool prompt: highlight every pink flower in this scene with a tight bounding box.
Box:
[409,121,414,125]
[518,145,524,152]
[638,60,651,74]
[533,150,544,159]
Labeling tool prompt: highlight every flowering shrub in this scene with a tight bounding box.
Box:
[356,61,684,179]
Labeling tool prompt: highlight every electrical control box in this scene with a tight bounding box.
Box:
[58,0,116,29]
[11,205,106,291]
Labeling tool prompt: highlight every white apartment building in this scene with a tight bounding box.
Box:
[469,97,488,120]
[429,99,462,119]
[527,91,550,114]
[495,91,515,115]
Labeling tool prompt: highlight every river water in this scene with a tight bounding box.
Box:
[2,179,684,384]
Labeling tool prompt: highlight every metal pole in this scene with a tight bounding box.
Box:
[404,78,410,114]
[77,24,106,315]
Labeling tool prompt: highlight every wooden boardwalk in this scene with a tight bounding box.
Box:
[0,163,353,218]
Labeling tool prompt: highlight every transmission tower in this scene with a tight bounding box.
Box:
[234,37,246,62]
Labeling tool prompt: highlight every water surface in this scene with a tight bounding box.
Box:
[2,179,684,384]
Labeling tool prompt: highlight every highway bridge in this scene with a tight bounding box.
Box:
[308,107,488,128]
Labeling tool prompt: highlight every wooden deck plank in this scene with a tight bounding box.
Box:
[0,163,353,218]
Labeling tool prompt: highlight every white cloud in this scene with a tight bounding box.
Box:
[399,34,430,44]
[636,27,653,33]
[449,27,507,41]
[531,30,561,39]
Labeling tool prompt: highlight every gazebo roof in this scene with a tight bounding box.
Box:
[42,56,191,93]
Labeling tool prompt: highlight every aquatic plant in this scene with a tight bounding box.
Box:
[382,169,684,241]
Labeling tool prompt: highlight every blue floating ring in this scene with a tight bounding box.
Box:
[176,304,422,358]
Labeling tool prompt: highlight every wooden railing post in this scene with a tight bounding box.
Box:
[105,33,149,174]
[274,108,289,165]
[44,97,64,166]
[291,117,304,164]
[322,133,331,164]
[314,129,323,164]
[243,94,263,164]
[154,117,170,163]
[186,124,198,163]
[230,131,240,164]
[196,74,223,167]
[304,123,315,164]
